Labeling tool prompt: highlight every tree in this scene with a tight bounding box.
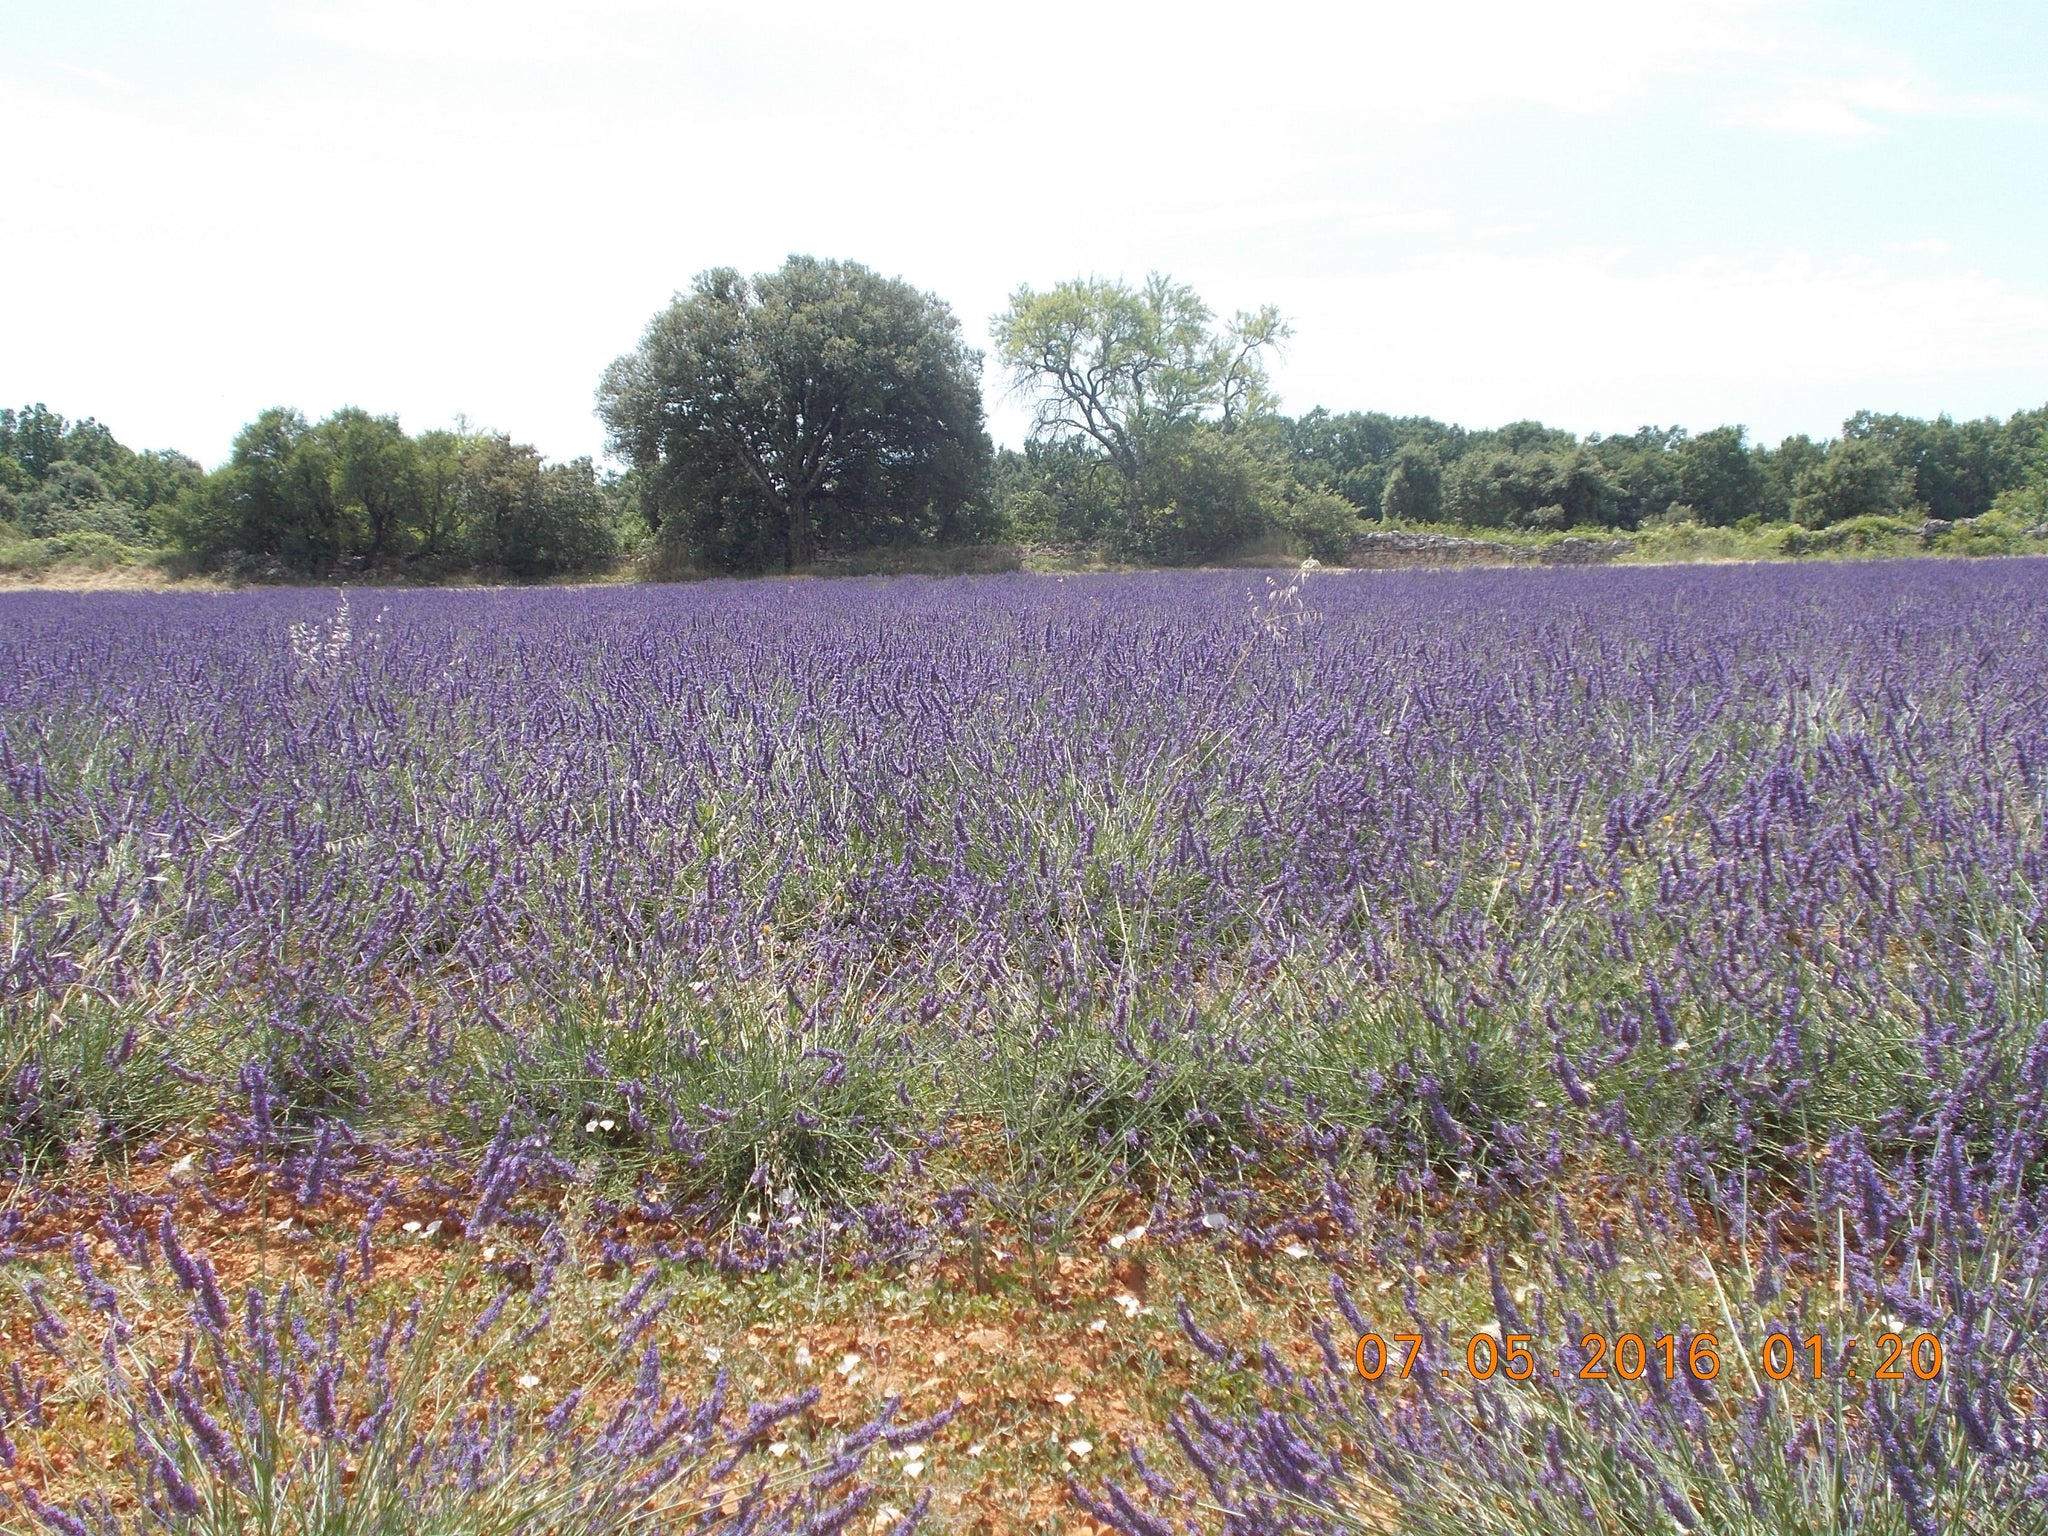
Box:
[988,440,1126,545]
[1672,426,1766,526]
[993,274,1287,515]
[1289,410,1461,516]
[413,429,469,558]
[1587,426,1684,526]
[599,256,990,572]
[459,436,617,576]
[18,462,140,541]
[0,405,70,480]
[1380,444,1444,523]
[1756,435,1823,522]
[992,274,1304,562]
[319,408,421,559]
[1441,448,1615,529]
[170,408,342,570]
[1132,421,1284,561]
[1792,437,1916,527]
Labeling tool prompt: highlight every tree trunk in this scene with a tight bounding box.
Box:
[788,492,815,570]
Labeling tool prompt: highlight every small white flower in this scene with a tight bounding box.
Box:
[1066,1438,1093,1458]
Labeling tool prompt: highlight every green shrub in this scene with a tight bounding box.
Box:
[1278,487,1364,562]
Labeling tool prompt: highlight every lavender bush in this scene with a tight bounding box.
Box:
[4,1212,934,1536]
[1088,1124,2048,1534]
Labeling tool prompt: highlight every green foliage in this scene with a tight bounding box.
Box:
[468,991,904,1220]
[1845,408,2036,522]
[990,440,1130,546]
[1792,436,1918,527]
[994,274,1287,486]
[12,335,2048,579]
[1129,422,1286,562]
[17,461,141,540]
[1758,433,1824,521]
[0,527,146,576]
[458,437,618,577]
[1278,485,1364,562]
[1674,424,1768,525]
[600,255,991,572]
[0,402,198,546]
[1287,410,1462,516]
[0,403,73,478]
[323,407,421,558]
[1443,445,1618,529]
[170,409,617,577]
[993,273,1293,562]
[1378,443,1444,523]
[1780,514,1919,554]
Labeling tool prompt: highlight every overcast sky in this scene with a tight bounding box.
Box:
[4,0,2045,467]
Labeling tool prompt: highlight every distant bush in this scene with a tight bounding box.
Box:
[1780,514,1918,555]
[0,526,143,575]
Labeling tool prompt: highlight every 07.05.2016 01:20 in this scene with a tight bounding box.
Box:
[1353,1329,1944,1382]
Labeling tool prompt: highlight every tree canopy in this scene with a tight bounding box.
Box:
[0,403,200,545]
[990,275,1299,559]
[599,256,992,572]
[168,408,618,576]
[993,275,1286,477]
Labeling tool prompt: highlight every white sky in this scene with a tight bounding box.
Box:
[3,0,2045,465]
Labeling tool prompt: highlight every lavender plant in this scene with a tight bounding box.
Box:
[5,1214,931,1536]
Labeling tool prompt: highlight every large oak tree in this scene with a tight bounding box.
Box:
[599,256,990,571]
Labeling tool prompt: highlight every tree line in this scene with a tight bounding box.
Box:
[7,254,2045,577]
[1,405,621,578]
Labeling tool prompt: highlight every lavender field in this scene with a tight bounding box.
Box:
[3,561,2047,1535]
